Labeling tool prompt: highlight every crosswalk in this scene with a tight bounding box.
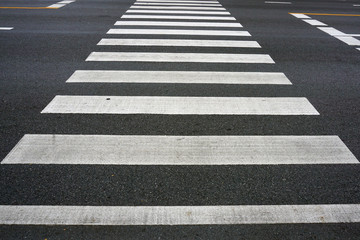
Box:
[1,0,359,229]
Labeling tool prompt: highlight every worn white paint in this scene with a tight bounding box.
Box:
[134,2,222,6]
[1,204,360,225]
[66,71,290,84]
[0,27,13,30]
[265,1,292,4]
[126,10,230,15]
[136,0,219,3]
[302,19,327,26]
[3,135,357,165]
[121,15,235,20]
[130,5,226,10]
[317,27,347,36]
[85,52,272,63]
[290,13,311,19]
[41,96,318,115]
[114,21,242,27]
[334,36,360,46]
[107,29,250,36]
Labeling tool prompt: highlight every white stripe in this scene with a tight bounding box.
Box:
[134,2,222,6]
[58,0,75,3]
[0,27,13,30]
[98,39,258,48]
[290,13,311,19]
[334,36,360,46]
[265,1,292,4]
[47,3,66,8]
[130,5,226,10]
[137,0,219,3]
[121,15,235,20]
[349,34,360,37]
[126,10,230,15]
[3,135,357,165]
[317,27,347,36]
[1,205,360,225]
[41,96,318,115]
[107,29,250,36]
[114,21,242,27]
[357,48,360,51]
[302,19,327,26]
[66,71,289,84]
[85,52,273,63]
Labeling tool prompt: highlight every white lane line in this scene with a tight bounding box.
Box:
[302,19,327,26]
[130,5,226,10]
[349,34,360,37]
[98,39,259,48]
[47,0,75,8]
[114,21,242,27]
[357,48,360,51]
[107,29,250,36]
[354,4,360,6]
[136,0,220,3]
[265,1,292,4]
[0,27,13,30]
[3,135,357,165]
[121,15,236,20]
[1,205,360,225]
[134,2,222,6]
[85,52,273,63]
[41,96,318,115]
[67,71,289,84]
[290,13,311,19]
[318,27,360,46]
[126,10,231,15]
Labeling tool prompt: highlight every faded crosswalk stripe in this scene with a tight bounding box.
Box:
[130,6,226,10]
[126,10,231,15]
[107,28,250,36]
[3,135,357,165]
[41,96,319,115]
[121,15,236,20]
[114,21,242,27]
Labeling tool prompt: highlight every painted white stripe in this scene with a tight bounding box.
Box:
[349,34,360,37]
[114,21,242,27]
[121,15,236,20]
[3,135,357,165]
[334,36,360,46]
[85,52,273,63]
[0,27,13,30]
[107,29,250,36]
[66,71,289,84]
[134,2,222,6]
[137,0,219,3]
[98,39,259,48]
[41,96,318,115]
[130,5,226,10]
[126,10,230,15]
[354,4,360,6]
[317,27,347,36]
[47,3,66,8]
[357,48,360,51]
[58,0,75,3]
[265,1,292,4]
[302,19,327,26]
[2,204,360,225]
[290,13,311,19]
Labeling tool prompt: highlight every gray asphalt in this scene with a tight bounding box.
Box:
[1,0,360,238]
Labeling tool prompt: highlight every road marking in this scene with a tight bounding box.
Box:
[3,135,357,165]
[130,5,226,10]
[41,96,318,115]
[289,12,360,17]
[67,71,289,84]
[349,34,360,37]
[136,0,220,3]
[114,21,242,27]
[0,7,57,9]
[134,2,222,6]
[318,27,360,45]
[302,19,327,26]
[0,27,13,30]
[86,52,273,63]
[48,0,75,8]
[121,15,235,20]
[107,29,250,36]
[265,1,292,4]
[126,10,230,14]
[357,48,360,51]
[1,204,360,225]
[290,13,311,19]
[98,39,258,47]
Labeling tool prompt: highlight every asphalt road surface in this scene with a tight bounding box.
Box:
[1,0,360,239]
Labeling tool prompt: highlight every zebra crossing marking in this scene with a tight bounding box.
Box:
[126,10,231,15]
[114,21,243,27]
[66,71,289,84]
[107,28,250,36]
[1,204,360,225]
[130,5,226,10]
[85,52,273,63]
[3,135,357,165]
[41,96,319,115]
[134,2,222,6]
[121,15,236,20]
